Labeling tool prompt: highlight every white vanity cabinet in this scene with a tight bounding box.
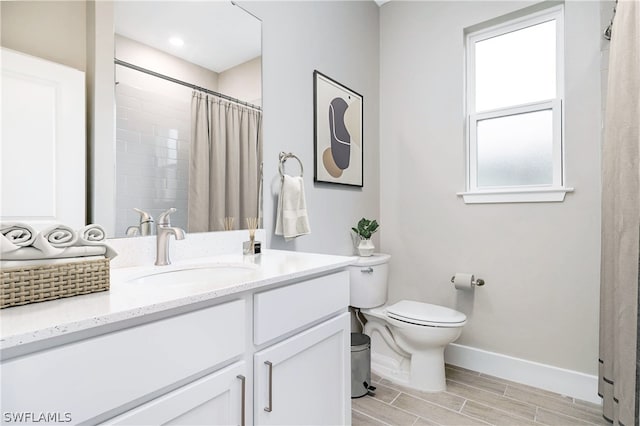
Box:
[253,271,351,425]
[0,265,351,426]
[1,300,247,425]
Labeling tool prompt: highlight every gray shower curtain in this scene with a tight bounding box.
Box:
[599,1,640,424]
[188,92,263,232]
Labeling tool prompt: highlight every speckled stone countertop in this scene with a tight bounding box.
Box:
[0,249,354,352]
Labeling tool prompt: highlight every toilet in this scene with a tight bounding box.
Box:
[349,254,466,392]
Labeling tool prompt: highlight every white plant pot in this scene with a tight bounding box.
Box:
[357,239,375,257]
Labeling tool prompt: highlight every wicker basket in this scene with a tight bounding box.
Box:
[0,258,110,309]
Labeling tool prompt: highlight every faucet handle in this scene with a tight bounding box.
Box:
[158,208,177,226]
[133,208,154,223]
[133,208,155,236]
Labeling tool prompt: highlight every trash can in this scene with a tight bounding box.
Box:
[351,333,375,398]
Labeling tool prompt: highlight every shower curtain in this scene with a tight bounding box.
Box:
[188,92,263,232]
[599,1,640,424]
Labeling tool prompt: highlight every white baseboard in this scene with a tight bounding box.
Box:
[444,343,601,405]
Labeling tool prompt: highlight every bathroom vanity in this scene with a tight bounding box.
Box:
[0,249,353,425]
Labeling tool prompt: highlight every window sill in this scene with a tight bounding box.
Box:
[457,187,574,204]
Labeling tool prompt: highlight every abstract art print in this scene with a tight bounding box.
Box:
[313,70,363,187]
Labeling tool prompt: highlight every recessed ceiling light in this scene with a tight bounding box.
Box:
[169,37,184,47]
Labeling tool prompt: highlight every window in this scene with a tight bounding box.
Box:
[460,5,572,204]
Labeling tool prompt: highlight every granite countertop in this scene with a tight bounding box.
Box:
[0,249,354,352]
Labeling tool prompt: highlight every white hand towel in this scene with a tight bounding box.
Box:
[43,224,78,246]
[275,175,311,241]
[74,224,118,259]
[0,222,37,254]
[32,224,78,257]
[78,224,106,243]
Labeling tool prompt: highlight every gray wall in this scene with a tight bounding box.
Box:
[244,1,381,256]
[379,1,602,375]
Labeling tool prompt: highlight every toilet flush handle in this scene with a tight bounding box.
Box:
[361,267,374,273]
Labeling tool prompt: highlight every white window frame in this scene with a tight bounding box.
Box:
[458,5,573,204]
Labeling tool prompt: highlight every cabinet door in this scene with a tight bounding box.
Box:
[107,361,248,425]
[254,312,351,425]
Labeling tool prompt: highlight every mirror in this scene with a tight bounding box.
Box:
[112,1,262,238]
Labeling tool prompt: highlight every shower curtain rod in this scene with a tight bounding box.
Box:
[114,58,262,111]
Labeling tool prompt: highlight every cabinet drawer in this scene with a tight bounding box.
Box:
[254,271,349,345]
[1,299,245,424]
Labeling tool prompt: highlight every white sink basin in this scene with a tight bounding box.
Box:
[127,263,258,286]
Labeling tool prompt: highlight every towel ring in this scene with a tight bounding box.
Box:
[278,152,304,178]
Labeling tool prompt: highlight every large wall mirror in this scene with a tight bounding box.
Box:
[110,1,262,238]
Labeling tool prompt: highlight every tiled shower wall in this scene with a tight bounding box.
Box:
[115,81,190,237]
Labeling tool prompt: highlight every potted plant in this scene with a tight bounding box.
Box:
[352,218,379,257]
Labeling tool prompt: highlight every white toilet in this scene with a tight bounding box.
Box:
[349,254,466,392]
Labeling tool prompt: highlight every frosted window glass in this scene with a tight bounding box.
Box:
[475,20,556,112]
[476,110,553,187]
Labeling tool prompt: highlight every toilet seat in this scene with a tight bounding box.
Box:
[386,300,467,328]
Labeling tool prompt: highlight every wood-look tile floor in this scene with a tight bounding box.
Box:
[352,365,607,426]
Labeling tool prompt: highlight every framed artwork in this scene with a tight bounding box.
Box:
[313,70,363,187]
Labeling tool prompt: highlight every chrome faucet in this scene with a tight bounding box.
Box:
[155,208,186,266]
[126,208,155,237]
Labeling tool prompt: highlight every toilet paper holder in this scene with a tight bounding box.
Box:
[450,275,485,287]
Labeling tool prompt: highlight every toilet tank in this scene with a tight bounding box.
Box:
[348,253,391,308]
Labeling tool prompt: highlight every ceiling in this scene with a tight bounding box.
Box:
[114,1,261,73]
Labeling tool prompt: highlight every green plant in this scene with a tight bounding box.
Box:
[351,218,379,239]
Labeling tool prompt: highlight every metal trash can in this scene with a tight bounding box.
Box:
[351,333,375,398]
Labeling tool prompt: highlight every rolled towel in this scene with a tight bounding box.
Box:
[0,222,36,254]
[43,224,78,247]
[1,222,36,246]
[74,224,117,259]
[32,224,78,257]
[78,224,106,243]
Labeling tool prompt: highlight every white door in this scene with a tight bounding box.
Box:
[1,48,85,228]
[254,313,351,425]
[106,361,248,425]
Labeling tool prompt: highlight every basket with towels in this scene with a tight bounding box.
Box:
[0,223,117,308]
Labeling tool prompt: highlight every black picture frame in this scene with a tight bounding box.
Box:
[313,70,364,187]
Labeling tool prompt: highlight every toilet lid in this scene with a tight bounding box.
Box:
[386,300,467,327]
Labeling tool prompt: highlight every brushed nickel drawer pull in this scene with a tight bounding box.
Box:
[236,374,246,426]
[264,361,273,412]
